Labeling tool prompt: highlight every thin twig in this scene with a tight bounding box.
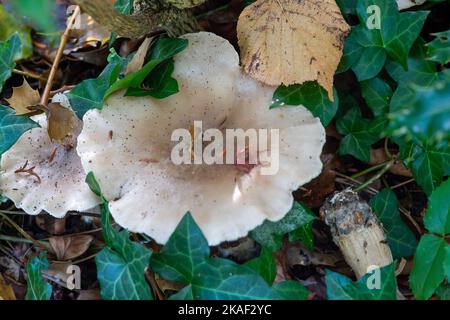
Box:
[398,206,422,235]
[49,85,76,98]
[391,178,415,190]
[335,178,377,195]
[354,161,394,192]
[0,234,34,244]
[334,171,379,194]
[0,212,49,251]
[40,6,81,106]
[13,69,47,81]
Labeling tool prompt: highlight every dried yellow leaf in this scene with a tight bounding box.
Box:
[237,0,350,99]
[5,79,41,115]
[0,274,16,300]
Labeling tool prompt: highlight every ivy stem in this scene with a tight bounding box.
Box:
[384,138,393,159]
[351,161,388,180]
[354,160,394,192]
[40,6,81,106]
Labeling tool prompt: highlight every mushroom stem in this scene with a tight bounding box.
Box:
[320,189,393,279]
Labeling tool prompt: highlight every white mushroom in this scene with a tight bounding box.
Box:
[77,32,325,245]
[396,0,426,10]
[0,94,100,217]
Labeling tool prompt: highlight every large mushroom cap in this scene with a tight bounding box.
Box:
[0,95,100,217]
[77,32,325,245]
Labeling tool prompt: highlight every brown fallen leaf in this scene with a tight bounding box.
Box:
[297,153,340,208]
[0,274,16,300]
[36,215,67,235]
[370,148,412,177]
[5,79,41,115]
[77,289,101,300]
[237,0,350,99]
[69,7,110,47]
[49,235,94,261]
[46,102,76,144]
[42,262,72,288]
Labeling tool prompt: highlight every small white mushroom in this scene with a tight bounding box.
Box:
[77,32,326,245]
[0,94,100,217]
[396,0,426,10]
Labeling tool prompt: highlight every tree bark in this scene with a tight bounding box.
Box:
[72,0,200,38]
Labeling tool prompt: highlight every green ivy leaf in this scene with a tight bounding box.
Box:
[114,0,134,14]
[270,82,339,126]
[326,263,397,300]
[125,60,179,99]
[85,173,153,300]
[151,213,309,300]
[148,37,189,61]
[288,221,315,250]
[370,189,418,259]
[0,33,21,92]
[151,213,210,283]
[342,0,428,80]
[244,247,276,285]
[410,234,448,300]
[388,74,450,145]
[410,180,450,300]
[436,283,450,301]
[336,0,357,16]
[11,0,56,33]
[424,178,450,235]
[410,144,450,196]
[25,252,52,300]
[426,30,450,65]
[67,50,127,119]
[336,107,383,162]
[250,202,316,252]
[95,232,153,300]
[0,106,38,156]
[386,39,441,88]
[68,38,187,117]
[105,38,188,98]
[272,281,310,300]
[445,246,450,280]
[360,77,392,117]
[0,5,32,59]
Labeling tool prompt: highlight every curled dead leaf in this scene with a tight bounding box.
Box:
[125,37,154,75]
[69,6,110,48]
[0,274,16,300]
[5,79,41,115]
[46,103,76,144]
[49,235,94,261]
[237,0,350,99]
